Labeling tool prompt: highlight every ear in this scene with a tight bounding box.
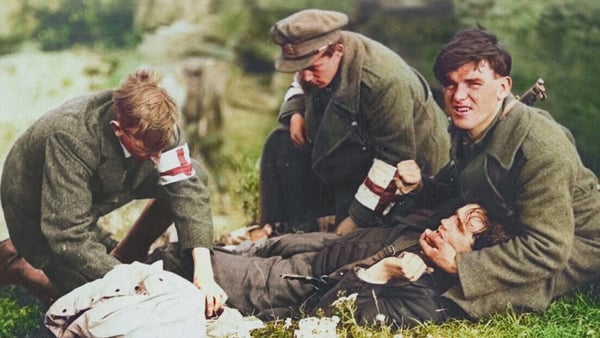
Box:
[497,76,512,100]
[110,120,123,137]
[335,43,344,55]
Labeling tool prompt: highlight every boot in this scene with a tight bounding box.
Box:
[0,239,58,305]
[111,198,174,263]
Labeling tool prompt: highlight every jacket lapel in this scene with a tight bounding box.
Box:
[311,33,364,168]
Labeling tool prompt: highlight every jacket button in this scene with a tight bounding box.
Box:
[362,146,367,151]
[351,121,358,127]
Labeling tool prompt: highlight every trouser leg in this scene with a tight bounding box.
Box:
[259,128,334,233]
[146,242,317,320]
[248,232,339,258]
[212,250,317,320]
[259,128,293,226]
[111,198,174,263]
[0,239,58,305]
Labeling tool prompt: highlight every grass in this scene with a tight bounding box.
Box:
[0,287,48,338]
[253,285,600,337]
[1,47,600,337]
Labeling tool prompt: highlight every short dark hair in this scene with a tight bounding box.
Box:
[433,27,512,86]
[472,213,512,250]
[464,200,516,250]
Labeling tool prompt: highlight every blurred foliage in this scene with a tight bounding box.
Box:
[0,35,26,55]
[211,0,355,73]
[3,0,597,172]
[28,0,142,50]
[0,287,41,338]
[535,2,600,171]
[229,154,262,224]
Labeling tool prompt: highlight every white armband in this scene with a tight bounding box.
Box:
[354,159,402,215]
[157,144,196,186]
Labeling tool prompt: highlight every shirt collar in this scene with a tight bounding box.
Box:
[118,140,132,158]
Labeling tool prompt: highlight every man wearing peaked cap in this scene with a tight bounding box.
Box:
[269,9,348,72]
[258,9,450,234]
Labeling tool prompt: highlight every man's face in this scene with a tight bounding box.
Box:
[442,61,511,139]
[111,121,162,164]
[120,132,162,164]
[299,47,343,89]
[426,203,487,254]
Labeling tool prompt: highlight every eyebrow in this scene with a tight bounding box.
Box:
[465,77,484,84]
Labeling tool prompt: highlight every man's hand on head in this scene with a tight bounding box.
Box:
[419,229,458,274]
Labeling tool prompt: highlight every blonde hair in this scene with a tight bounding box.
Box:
[112,69,177,153]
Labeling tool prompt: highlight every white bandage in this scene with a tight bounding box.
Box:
[157,144,195,186]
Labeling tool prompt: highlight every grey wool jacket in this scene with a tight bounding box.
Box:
[443,96,600,318]
[1,90,213,285]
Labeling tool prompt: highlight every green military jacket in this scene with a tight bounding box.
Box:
[280,31,450,225]
[443,96,600,318]
[1,90,213,284]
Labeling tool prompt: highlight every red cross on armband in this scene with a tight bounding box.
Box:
[354,159,403,215]
[156,144,196,186]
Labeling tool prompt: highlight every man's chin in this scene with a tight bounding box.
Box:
[450,118,475,131]
[423,229,441,246]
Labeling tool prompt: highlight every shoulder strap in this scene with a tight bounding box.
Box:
[326,231,420,279]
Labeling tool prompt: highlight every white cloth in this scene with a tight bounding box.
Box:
[45,261,206,338]
[205,307,264,338]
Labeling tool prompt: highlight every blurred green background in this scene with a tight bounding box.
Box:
[1,0,599,231]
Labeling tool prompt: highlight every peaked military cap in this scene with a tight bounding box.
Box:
[269,9,348,72]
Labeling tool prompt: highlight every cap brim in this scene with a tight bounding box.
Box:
[274,31,339,73]
[274,55,315,73]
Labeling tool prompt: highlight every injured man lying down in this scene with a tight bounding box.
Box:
[44,201,512,337]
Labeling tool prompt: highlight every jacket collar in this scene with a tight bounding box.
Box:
[450,95,533,170]
[328,31,362,115]
[486,95,533,169]
[99,101,124,161]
